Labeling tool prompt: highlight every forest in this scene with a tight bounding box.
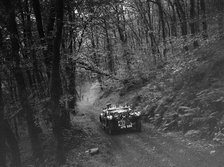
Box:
[0,0,224,166]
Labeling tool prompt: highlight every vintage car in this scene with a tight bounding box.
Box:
[99,104,141,134]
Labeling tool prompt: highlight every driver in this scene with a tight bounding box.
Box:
[106,103,112,109]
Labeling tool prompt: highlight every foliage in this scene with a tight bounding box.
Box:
[0,0,224,166]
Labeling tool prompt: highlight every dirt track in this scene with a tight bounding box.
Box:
[72,83,224,167]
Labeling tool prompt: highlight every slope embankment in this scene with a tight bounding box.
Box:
[67,79,224,167]
[98,39,224,142]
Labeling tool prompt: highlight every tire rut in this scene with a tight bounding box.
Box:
[79,104,224,167]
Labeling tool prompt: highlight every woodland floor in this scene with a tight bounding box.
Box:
[65,83,224,167]
[20,39,224,167]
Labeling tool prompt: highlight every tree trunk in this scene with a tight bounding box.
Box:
[50,0,65,165]
[3,0,43,163]
[25,0,42,93]
[0,26,21,167]
[157,0,167,61]
[116,6,131,75]
[146,0,160,65]
[45,0,56,79]
[167,0,177,37]
[104,19,115,74]
[30,0,47,93]
[174,0,188,50]
[91,28,103,87]
[217,0,224,38]
[31,0,45,41]
[67,11,76,111]
[68,63,76,110]
[190,0,199,48]
[24,0,38,91]
[0,28,6,166]
[32,0,55,89]
[4,121,22,167]
[200,0,208,39]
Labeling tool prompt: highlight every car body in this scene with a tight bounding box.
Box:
[99,105,141,134]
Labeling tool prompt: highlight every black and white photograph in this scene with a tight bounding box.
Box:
[1,0,224,166]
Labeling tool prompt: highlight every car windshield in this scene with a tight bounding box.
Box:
[108,107,130,113]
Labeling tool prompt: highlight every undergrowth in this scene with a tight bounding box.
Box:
[98,39,224,142]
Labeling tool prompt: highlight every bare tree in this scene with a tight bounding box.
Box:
[50,0,66,165]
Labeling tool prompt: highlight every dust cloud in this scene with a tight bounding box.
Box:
[79,82,101,107]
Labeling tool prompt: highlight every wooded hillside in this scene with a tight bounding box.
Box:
[0,0,224,166]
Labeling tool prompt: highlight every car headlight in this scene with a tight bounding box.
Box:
[129,112,134,116]
[135,111,141,116]
[107,115,113,120]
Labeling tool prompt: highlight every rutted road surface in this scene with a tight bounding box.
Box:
[73,83,224,167]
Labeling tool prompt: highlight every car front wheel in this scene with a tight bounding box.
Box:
[107,122,114,135]
[136,120,141,132]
